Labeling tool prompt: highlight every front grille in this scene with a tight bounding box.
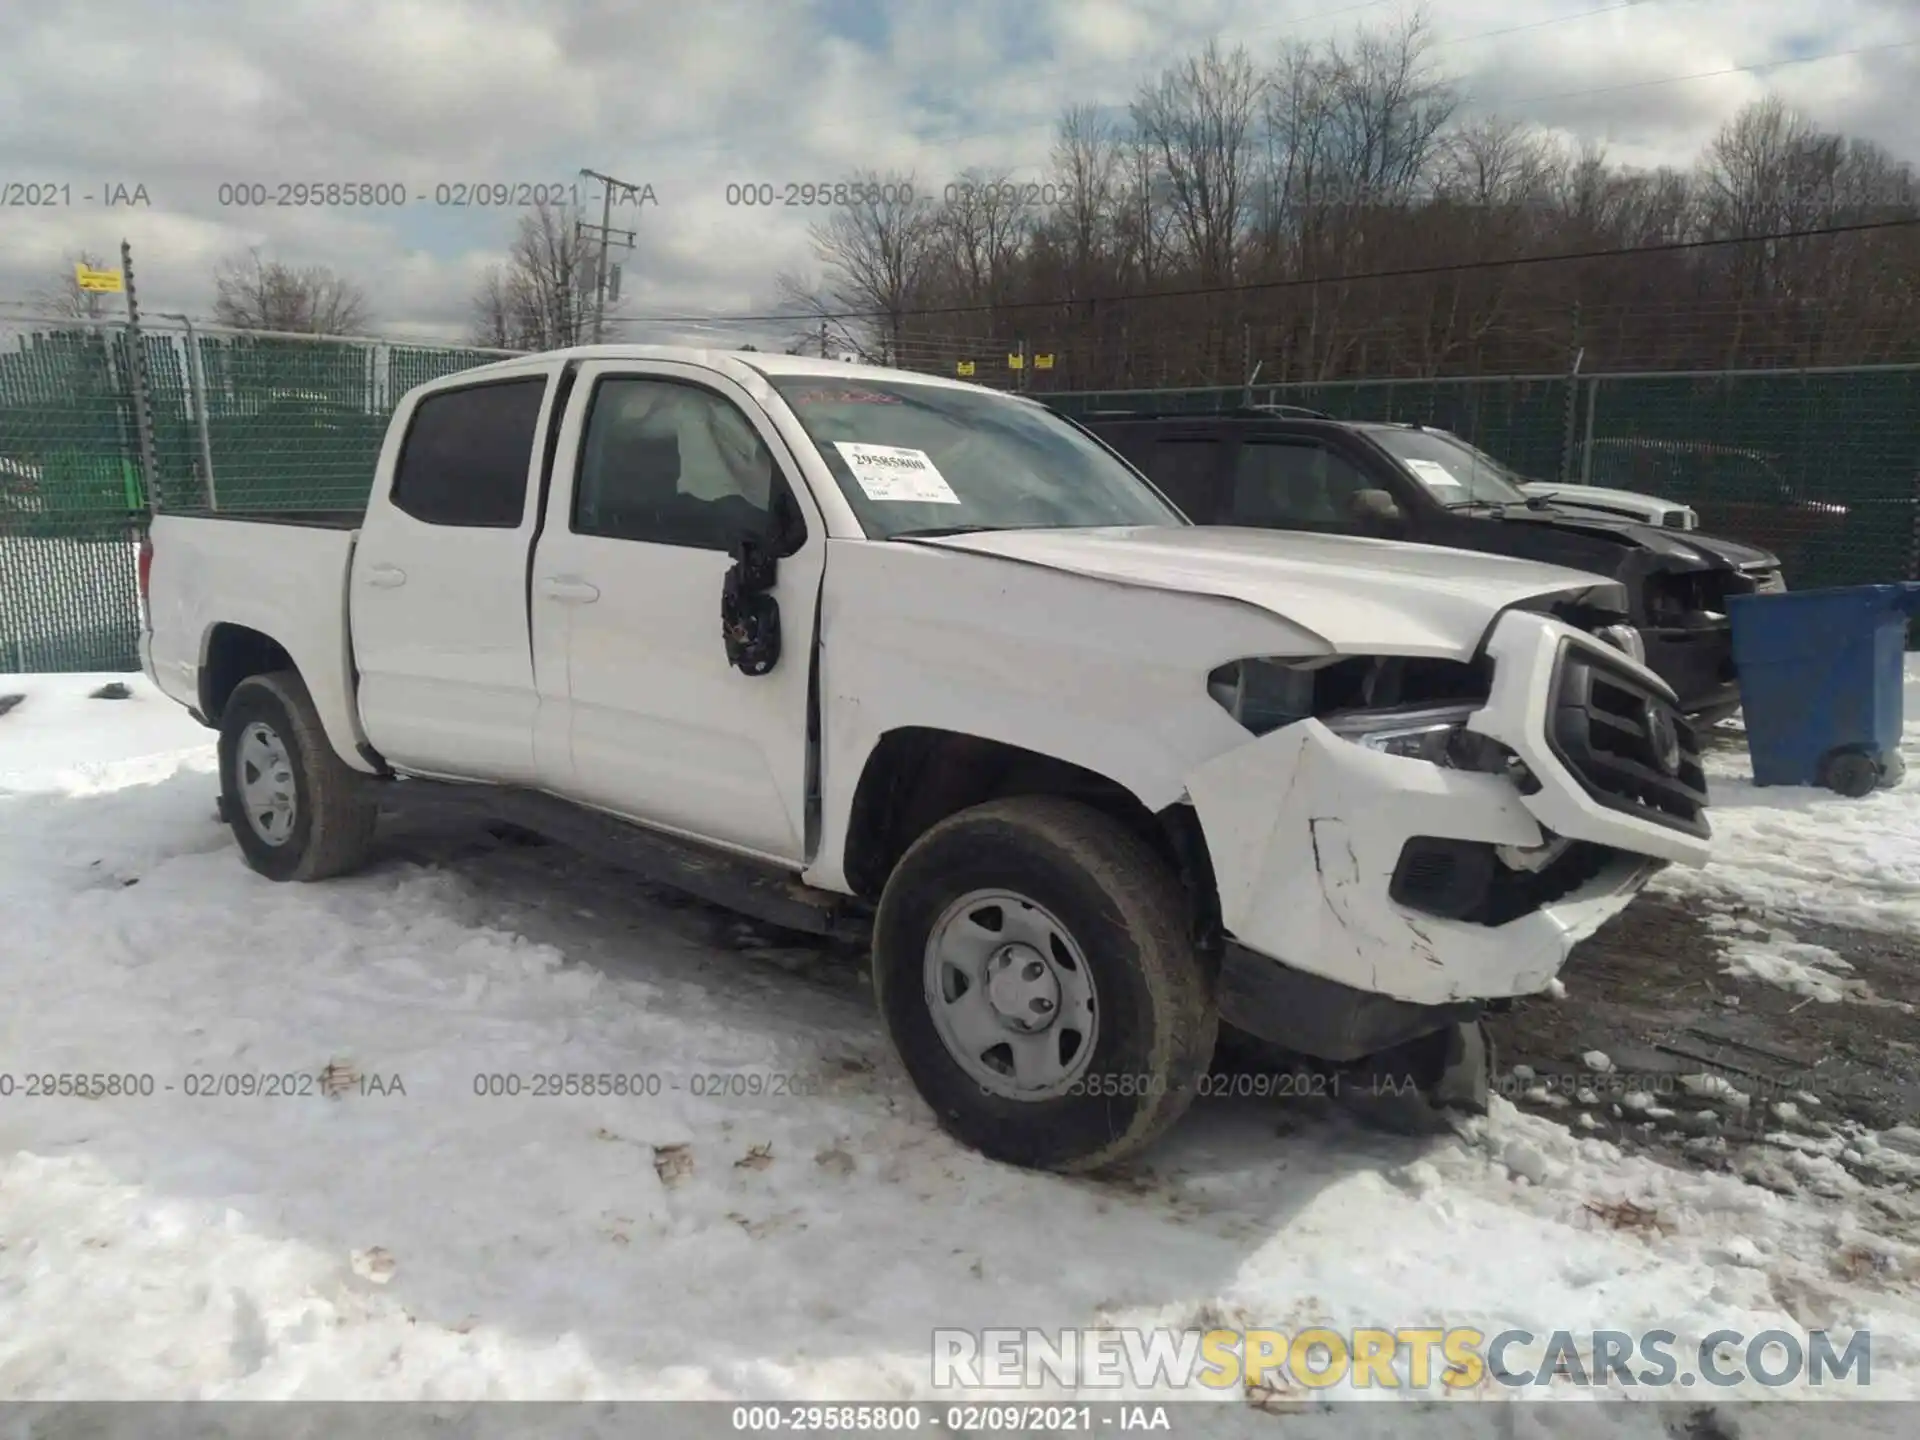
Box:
[1547,641,1710,838]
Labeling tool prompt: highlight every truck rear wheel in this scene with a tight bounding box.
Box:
[218,670,377,883]
[872,796,1216,1172]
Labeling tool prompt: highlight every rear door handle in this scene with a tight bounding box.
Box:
[364,564,406,589]
[538,576,600,604]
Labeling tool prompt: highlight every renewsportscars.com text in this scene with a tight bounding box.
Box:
[931,1326,1872,1391]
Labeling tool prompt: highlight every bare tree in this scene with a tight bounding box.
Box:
[1436,116,1557,210]
[783,171,939,362]
[466,199,602,350]
[212,248,371,334]
[469,265,521,348]
[1131,40,1262,283]
[1048,106,1125,284]
[1323,10,1457,205]
[30,249,116,321]
[935,167,1031,319]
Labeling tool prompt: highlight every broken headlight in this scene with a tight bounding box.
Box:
[1320,703,1514,773]
[1205,658,1319,734]
[1206,657,1519,776]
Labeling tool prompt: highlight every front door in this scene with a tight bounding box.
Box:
[530,362,825,864]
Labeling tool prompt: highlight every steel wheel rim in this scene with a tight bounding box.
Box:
[923,887,1100,1101]
[236,721,297,847]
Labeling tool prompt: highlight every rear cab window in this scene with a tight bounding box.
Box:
[390,378,547,527]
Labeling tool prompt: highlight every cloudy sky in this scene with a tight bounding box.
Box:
[1,0,1915,347]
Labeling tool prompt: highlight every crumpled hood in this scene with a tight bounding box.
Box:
[906,525,1626,657]
[1496,507,1777,568]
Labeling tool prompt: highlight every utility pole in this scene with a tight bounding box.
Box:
[577,168,641,343]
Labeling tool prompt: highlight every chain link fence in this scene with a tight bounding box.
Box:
[4,315,1917,671]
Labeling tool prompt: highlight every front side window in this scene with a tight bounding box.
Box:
[390,378,546,527]
[574,377,798,550]
[1231,442,1370,526]
[767,377,1185,539]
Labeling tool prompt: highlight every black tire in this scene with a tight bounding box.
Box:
[871,796,1217,1173]
[1821,749,1880,799]
[218,670,378,882]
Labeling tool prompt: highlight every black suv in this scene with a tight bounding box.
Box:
[1073,407,1785,723]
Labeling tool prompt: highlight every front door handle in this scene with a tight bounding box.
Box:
[538,576,600,604]
[363,564,407,589]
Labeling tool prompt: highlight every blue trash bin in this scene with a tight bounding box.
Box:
[1726,582,1920,796]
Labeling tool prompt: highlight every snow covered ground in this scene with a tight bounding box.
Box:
[1653,669,1920,938]
[3,670,1919,1421]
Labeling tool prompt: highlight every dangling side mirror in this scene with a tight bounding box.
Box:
[722,532,782,676]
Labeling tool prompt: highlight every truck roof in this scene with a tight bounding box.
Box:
[440,344,1011,398]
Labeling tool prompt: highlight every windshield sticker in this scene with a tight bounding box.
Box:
[832,442,961,503]
[790,388,903,404]
[1401,458,1465,493]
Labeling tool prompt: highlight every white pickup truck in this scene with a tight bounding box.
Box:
[141,345,1712,1171]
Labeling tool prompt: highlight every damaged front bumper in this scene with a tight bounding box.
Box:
[1184,610,1710,1046]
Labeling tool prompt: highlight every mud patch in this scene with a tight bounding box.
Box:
[1487,892,1920,1205]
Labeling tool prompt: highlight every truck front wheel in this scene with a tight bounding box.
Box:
[218,670,377,883]
[872,797,1216,1172]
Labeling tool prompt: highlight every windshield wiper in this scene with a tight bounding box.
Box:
[1443,499,1509,514]
[890,524,998,538]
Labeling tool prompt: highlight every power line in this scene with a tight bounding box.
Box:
[608,215,1920,328]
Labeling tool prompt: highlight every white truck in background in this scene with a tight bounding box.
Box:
[140,346,1712,1171]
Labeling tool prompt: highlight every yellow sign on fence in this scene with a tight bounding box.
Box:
[75,264,123,294]
[955,360,976,376]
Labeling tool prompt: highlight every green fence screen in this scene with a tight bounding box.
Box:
[3,322,1917,673]
[0,324,507,671]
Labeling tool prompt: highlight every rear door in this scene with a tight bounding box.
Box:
[530,361,825,863]
[349,370,558,784]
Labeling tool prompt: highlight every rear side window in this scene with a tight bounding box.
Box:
[390,378,546,527]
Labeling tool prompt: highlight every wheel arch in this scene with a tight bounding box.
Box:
[197,621,379,775]
[839,726,1222,954]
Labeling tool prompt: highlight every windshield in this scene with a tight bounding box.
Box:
[1364,428,1531,507]
[766,376,1185,539]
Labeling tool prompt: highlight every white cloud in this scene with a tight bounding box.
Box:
[0,0,1912,344]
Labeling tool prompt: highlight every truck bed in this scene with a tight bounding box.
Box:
[143,511,371,769]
